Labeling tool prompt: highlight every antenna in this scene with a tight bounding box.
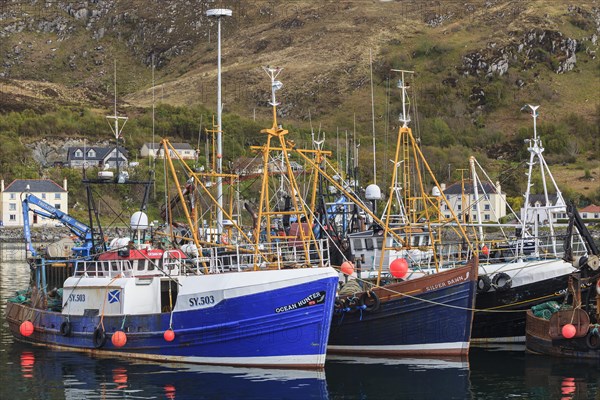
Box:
[106,60,128,181]
[369,49,377,184]
[391,69,414,127]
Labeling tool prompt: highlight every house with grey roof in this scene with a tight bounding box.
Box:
[441,180,507,223]
[0,179,68,227]
[140,142,196,160]
[520,193,566,225]
[66,146,128,168]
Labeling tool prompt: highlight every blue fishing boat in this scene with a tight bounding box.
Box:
[324,70,479,356]
[5,66,339,369]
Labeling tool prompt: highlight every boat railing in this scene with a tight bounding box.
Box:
[182,238,331,274]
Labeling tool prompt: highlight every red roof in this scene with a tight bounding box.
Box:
[579,204,600,213]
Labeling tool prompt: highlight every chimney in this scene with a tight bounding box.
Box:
[440,183,446,191]
[63,178,68,191]
[495,180,501,194]
[1,179,4,192]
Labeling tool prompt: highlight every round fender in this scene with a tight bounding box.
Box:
[586,329,600,350]
[477,275,492,293]
[492,272,512,292]
[93,327,107,349]
[60,321,72,337]
[360,291,381,312]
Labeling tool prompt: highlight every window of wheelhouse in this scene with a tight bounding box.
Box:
[353,239,364,251]
[137,259,147,271]
[365,239,374,251]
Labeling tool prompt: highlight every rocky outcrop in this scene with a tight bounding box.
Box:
[460,28,583,78]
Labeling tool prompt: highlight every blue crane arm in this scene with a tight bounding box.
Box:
[22,194,94,258]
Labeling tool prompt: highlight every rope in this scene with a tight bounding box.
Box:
[333,264,532,314]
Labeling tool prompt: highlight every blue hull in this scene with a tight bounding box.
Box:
[328,262,478,356]
[6,274,339,368]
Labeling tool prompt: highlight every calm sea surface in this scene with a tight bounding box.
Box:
[1,244,598,400]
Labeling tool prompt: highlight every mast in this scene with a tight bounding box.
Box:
[250,67,324,267]
[106,60,128,182]
[520,105,564,257]
[206,8,232,237]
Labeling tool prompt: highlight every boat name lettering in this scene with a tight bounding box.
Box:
[147,250,163,257]
[275,291,326,313]
[189,295,215,307]
[68,293,86,302]
[446,274,467,286]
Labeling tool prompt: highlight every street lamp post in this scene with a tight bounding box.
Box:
[206,8,232,237]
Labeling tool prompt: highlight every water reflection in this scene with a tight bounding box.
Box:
[326,355,469,399]
[1,252,598,399]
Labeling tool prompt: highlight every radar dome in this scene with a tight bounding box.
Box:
[365,184,382,200]
[130,211,149,230]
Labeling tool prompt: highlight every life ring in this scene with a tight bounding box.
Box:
[477,275,492,293]
[221,234,229,245]
[586,329,600,350]
[492,272,512,292]
[93,327,106,349]
[60,321,72,337]
[360,291,381,312]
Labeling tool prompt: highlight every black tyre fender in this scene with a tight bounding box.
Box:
[477,275,492,293]
[360,291,381,312]
[586,329,600,350]
[93,327,106,349]
[492,272,512,292]
[60,321,72,337]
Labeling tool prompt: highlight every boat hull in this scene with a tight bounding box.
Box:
[6,268,339,369]
[525,310,599,360]
[327,261,478,357]
[473,260,595,343]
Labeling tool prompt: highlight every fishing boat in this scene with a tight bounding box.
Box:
[315,70,479,356]
[467,106,591,343]
[525,202,599,359]
[4,70,339,369]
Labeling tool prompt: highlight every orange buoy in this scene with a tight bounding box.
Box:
[390,258,409,278]
[561,324,577,339]
[20,321,34,337]
[164,329,175,342]
[340,261,354,276]
[112,330,127,347]
[164,384,176,400]
[481,245,490,256]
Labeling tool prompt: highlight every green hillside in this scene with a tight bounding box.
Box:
[0,0,598,211]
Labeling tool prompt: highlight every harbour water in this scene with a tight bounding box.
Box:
[1,244,598,399]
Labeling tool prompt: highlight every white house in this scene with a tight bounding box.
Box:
[441,180,507,223]
[66,146,128,168]
[0,179,68,227]
[520,193,566,225]
[579,204,600,220]
[140,142,196,160]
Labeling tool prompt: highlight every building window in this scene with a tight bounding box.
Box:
[54,204,61,210]
[484,204,490,211]
[457,205,462,211]
[472,214,477,221]
[9,214,16,221]
[484,214,491,221]
[10,193,16,200]
[42,193,46,199]
[75,149,83,158]
[88,149,96,158]
[9,203,16,211]
[54,193,61,200]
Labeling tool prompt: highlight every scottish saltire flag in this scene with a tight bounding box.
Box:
[108,290,121,304]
